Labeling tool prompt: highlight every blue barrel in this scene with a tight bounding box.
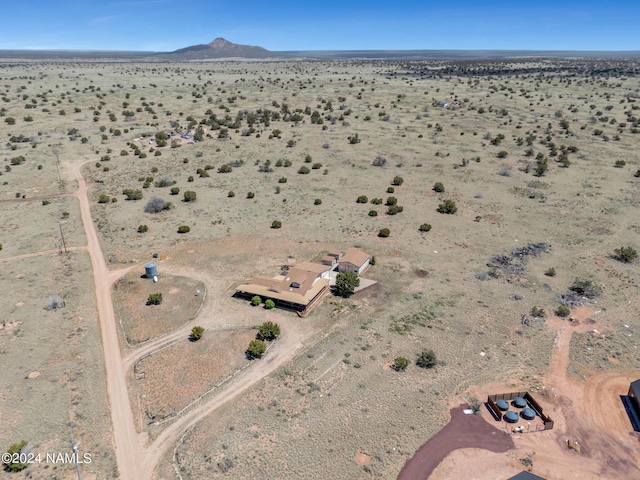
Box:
[145,263,158,278]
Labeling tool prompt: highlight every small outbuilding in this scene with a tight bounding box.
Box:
[337,248,370,275]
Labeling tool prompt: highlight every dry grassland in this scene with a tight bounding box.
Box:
[0,252,116,479]
[129,328,257,429]
[113,271,204,344]
[1,58,639,479]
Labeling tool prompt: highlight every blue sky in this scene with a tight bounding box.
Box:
[2,0,638,51]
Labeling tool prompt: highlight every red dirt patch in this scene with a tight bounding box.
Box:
[397,405,515,480]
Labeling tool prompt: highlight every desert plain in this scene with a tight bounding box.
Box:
[0,56,639,480]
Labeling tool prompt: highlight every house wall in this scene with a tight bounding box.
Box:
[358,258,370,274]
[338,262,358,273]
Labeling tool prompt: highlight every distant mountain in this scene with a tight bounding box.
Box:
[160,37,278,59]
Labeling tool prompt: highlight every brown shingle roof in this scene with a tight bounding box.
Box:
[340,248,370,268]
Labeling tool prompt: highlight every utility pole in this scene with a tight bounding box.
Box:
[59,223,68,254]
[69,437,82,480]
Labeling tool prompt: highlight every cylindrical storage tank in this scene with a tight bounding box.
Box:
[504,411,519,423]
[521,407,536,420]
[512,396,527,409]
[496,399,510,411]
[145,263,158,279]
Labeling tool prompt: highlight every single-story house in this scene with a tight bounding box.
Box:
[235,261,331,312]
[337,248,370,275]
[629,379,640,413]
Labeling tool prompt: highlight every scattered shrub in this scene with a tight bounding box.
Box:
[556,305,571,317]
[393,357,410,371]
[385,196,397,206]
[218,164,232,173]
[298,166,310,174]
[544,267,556,277]
[416,349,437,369]
[614,159,626,168]
[144,196,171,213]
[437,199,457,214]
[386,205,403,215]
[314,198,322,205]
[356,195,368,203]
[251,295,262,306]
[569,278,600,298]
[122,189,143,200]
[369,210,378,217]
[137,225,148,233]
[177,225,190,234]
[247,192,255,198]
[612,246,637,263]
[433,182,445,193]
[378,228,390,238]
[98,194,110,204]
[271,220,282,229]
[183,190,197,202]
[247,339,267,358]
[228,191,235,197]
[147,293,163,305]
[419,223,432,232]
[257,321,280,340]
[387,186,395,194]
[190,326,205,341]
[170,187,180,195]
[264,299,275,310]
[392,176,404,186]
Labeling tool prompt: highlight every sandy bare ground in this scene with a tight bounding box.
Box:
[406,307,640,480]
[72,161,312,480]
[0,245,87,263]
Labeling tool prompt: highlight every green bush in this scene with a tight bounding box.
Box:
[334,272,360,297]
[433,182,445,193]
[544,267,556,277]
[393,357,410,371]
[312,163,323,169]
[356,195,368,203]
[556,305,571,317]
[392,176,404,186]
[170,187,180,195]
[257,321,280,340]
[387,186,395,194]
[190,326,205,341]
[416,349,437,369]
[3,440,28,472]
[371,198,383,205]
[419,223,432,232]
[369,210,378,217]
[177,225,190,234]
[98,194,110,204]
[612,246,638,263]
[218,164,233,173]
[378,228,390,238]
[122,188,143,200]
[147,293,163,305]
[264,299,275,309]
[386,205,403,215]
[251,295,262,306]
[183,190,197,202]
[278,177,287,183]
[298,166,310,174]
[437,199,457,214]
[137,225,148,233]
[247,192,255,199]
[228,191,235,197]
[271,220,282,229]
[247,339,267,358]
[314,198,322,205]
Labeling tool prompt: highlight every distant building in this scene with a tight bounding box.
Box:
[508,472,546,480]
[337,248,370,275]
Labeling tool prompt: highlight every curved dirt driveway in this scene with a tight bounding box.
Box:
[74,163,309,480]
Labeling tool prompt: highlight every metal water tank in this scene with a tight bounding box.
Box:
[145,263,158,278]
